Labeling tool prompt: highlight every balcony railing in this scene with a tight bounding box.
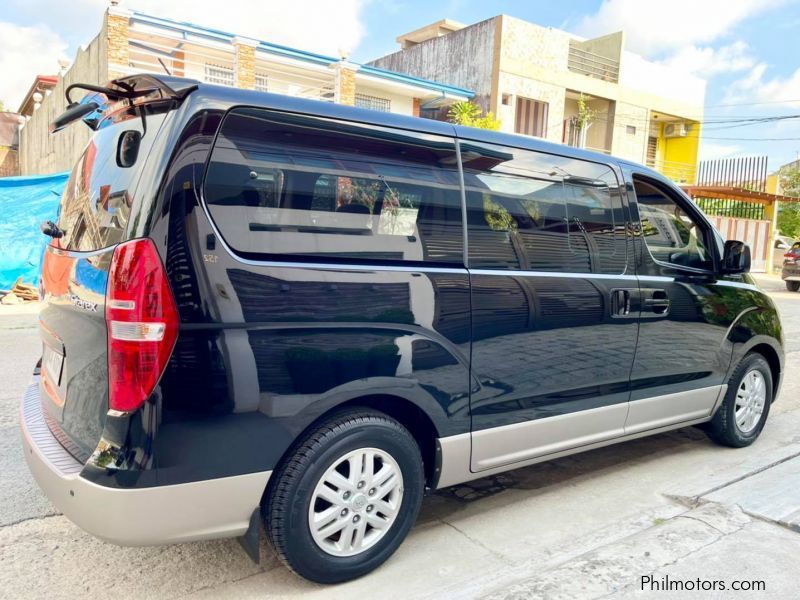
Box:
[567,44,620,83]
[651,158,697,185]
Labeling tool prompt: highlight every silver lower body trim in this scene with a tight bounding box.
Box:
[21,379,271,545]
[625,385,726,435]
[471,403,628,471]
[436,385,726,489]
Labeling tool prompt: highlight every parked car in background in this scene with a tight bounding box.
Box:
[21,74,785,584]
[781,241,800,290]
[774,235,796,272]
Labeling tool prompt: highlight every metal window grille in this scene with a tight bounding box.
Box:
[204,64,235,86]
[354,93,391,112]
[255,73,269,92]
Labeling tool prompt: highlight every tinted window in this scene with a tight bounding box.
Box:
[460,141,626,273]
[633,178,713,271]
[57,105,168,251]
[203,108,464,264]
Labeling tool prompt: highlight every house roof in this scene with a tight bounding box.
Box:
[17,75,59,116]
[129,11,475,99]
[682,185,800,204]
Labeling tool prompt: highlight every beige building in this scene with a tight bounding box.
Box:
[370,17,707,184]
[19,8,473,175]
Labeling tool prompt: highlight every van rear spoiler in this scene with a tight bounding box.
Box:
[50,74,199,133]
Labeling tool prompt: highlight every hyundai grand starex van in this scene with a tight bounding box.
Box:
[21,74,783,583]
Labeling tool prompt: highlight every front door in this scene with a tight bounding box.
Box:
[460,140,638,472]
[624,171,733,433]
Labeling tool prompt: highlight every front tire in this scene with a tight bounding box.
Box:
[264,408,424,583]
[786,280,800,292]
[708,353,772,448]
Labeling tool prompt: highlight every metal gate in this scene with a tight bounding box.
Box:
[708,215,771,273]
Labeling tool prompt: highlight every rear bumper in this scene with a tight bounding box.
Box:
[781,265,800,280]
[20,378,271,545]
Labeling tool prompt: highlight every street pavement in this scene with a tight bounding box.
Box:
[1,275,800,599]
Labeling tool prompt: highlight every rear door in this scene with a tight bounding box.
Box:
[460,140,638,472]
[39,104,169,460]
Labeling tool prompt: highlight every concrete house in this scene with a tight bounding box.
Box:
[370,17,706,184]
[19,7,473,175]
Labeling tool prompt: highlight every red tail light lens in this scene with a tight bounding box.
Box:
[106,238,178,412]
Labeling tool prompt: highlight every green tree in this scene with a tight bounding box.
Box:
[0,100,5,112]
[777,167,800,238]
[781,166,800,197]
[447,101,501,130]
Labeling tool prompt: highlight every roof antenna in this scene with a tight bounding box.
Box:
[157,57,172,76]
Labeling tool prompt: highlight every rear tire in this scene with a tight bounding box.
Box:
[786,281,800,292]
[264,408,424,583]
[708,353,772,448]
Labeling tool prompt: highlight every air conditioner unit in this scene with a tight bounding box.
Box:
[663,122,688,138]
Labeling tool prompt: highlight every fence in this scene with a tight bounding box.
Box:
[697,156,768,192]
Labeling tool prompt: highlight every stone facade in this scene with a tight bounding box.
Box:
[333,62,357,106]
[106,7,130,80]
[234,37,258,90]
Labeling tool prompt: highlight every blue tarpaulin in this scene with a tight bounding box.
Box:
[0,172,68,289]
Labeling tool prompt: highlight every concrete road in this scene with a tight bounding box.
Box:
[2,277,800,599]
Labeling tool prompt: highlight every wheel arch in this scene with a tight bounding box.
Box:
[747,342,782,402]
[263,392,447,508]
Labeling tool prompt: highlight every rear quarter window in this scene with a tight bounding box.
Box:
[202,108,464,265]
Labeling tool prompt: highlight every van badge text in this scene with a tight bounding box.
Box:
[70,295,98,312]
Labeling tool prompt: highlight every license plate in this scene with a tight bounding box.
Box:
[42,345,64,387]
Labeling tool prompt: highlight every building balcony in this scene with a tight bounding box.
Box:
[567,44,620,84]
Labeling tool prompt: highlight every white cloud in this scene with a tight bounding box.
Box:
[725,63,800,107]
[699,141,742,161]
[0,0,368,111]
[575,0,785,57]
[0,21,69,110]
[661,41,756,78]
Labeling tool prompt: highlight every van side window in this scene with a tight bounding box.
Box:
[460,141,627,274]
[633,177,713,271]
[203,108,464,265]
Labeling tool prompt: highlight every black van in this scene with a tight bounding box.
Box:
[22,75,783,583]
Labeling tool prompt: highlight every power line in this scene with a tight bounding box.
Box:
[703,136,800,141]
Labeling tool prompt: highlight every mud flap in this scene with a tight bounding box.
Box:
[238,508,261,564]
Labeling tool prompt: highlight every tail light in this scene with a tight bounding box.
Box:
[106,238,178,412]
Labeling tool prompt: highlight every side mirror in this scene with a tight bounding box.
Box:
[722,240,750,274]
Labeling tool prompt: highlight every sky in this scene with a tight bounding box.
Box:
[2,0,800,169]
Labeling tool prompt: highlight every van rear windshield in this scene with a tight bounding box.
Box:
[56,105,168,252]
[202,108,464,265]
